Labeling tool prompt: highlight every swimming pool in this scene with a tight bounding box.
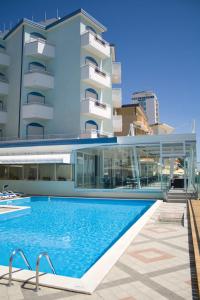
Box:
[0,197,160,292]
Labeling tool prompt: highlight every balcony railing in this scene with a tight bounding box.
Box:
[81,63,111,88]
[0,107,7,124]
[81,31,110,58]
[81,97,111,119]
[22,102,54,120]
[25,38,55,59]
[0,50,10,67]
[24,69,54,90]
[0,76,9,95]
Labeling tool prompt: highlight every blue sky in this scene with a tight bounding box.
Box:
[1,0,200,158]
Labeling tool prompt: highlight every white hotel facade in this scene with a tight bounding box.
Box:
[0,9,197,199]
[0,9,121,140]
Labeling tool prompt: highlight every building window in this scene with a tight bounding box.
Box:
[27,92,45,104]
[85,88,98,100]
[85,56,98,67]
[29,61,46,72]
[0,44,5,50]
[0,72,6,81]
[30,32,46,41]
[86,25,96,34]
[26,123,44,139]
[85,120,98,132]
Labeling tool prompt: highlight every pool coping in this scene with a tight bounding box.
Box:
[0,198,162,294]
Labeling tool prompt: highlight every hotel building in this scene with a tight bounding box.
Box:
[0,9,197,200]
[0,9,121,140]
[132,91,159,124]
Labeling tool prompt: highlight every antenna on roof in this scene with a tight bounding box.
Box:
[3,23,5,32]
[9,22,12,30]
[44,11,47,21]
[32,15,34,21]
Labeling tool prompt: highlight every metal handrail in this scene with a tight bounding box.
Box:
[8,248,32,286]
[35,252,56,291]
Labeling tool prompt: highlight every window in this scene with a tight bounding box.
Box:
[24,165,37,180]
[26,123,44,139]
[27,92,45,104]
[29,62,46,72]
[56,164,72,181]
[86,25,96,34]
[30,32,46,41]
[9,165,23,180]
[85,120,98,132]
[85,56,98,67]
[38,164,55,181]
[85,88,98,100]
[0,72,6,81]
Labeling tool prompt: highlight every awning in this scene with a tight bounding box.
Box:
[0,153,71,164]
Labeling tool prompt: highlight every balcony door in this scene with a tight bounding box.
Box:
[26,123,44,139]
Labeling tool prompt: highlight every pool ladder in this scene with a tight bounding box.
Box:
[8,248,32,286]
[8,249,56,291]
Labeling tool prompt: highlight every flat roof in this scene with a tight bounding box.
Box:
[3,8,107,40]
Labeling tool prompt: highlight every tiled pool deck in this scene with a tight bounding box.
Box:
[0,203,198,300]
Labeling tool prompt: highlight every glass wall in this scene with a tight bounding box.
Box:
[75,140,196,191]
[0,164,73,181]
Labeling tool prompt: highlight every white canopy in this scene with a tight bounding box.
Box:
[0,153,71,164]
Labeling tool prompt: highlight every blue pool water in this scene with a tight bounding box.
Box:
[0,197,154,278]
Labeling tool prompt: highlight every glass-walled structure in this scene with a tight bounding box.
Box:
[75,140,196,191]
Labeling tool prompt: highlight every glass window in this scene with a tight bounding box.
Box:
[0,165,9,179]
[9,165,23,180]
[56,164,72,181]
[24,165,38,180]
[38,164,55,181]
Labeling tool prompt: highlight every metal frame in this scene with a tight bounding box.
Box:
[35,252,56,291]
[9,248,32,286]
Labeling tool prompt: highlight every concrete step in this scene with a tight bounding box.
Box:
[151,202,186,223]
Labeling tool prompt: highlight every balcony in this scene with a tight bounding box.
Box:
[25,39,55,59]
[112,62,121,84]
[24,70,54,90]
[112,88,122,108]
[0,77,9,96]
[22,102,54,120]
[81,31,110,59]
[0,50,10,67]
[81,98,111,119]
[0,109,7,124]
[113,115,122,132]
[81,64,111,88]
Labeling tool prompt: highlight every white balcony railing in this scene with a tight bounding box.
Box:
[81,97,111,119]
[113,115,122,132]
[112,62,121,84]
[0,51,10,67]
[24,70,54,90]
[81,63,111,88]
[112,88,122,108]
[22,102,54,120]
[0,109,7,124]
[81,31,110,58]
[0,77,9,95]
[25,39,55,59]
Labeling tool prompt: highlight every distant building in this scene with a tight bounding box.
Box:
[113,103,151,136]
[150,123,174,135]
[132,91,159,124]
